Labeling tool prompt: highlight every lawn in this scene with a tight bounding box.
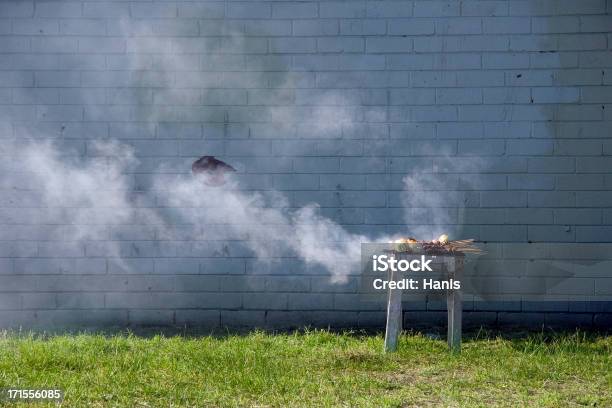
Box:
[0,329,609,407]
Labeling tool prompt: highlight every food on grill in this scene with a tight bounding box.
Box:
[392,237,419,252]
[192,156,236,186]
[393,237,417,244]
[390,234,482,255]
[436,234,449,244]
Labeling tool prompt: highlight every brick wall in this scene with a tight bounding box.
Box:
[0,0,611,330]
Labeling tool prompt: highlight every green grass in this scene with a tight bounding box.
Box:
[0,329,609,407]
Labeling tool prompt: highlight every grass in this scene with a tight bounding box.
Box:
[0,329,609,407]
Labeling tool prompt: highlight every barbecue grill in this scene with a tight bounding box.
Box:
[383,236,479,353]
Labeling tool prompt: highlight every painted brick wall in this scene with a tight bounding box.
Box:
[0,0,611,330]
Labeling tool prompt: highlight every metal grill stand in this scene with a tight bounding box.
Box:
[384,254,464,353]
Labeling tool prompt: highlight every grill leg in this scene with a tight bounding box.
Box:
[384,267,402,352]
[447,258,463,353]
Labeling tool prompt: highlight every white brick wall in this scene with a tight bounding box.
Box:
[0,0,610,329]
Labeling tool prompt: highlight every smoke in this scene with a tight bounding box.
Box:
[402,156,484,241]
[0,17,478,282]
[157,174,367,282]
[0,134,480,282]
[0,138,164,264]
[0,136,371,281]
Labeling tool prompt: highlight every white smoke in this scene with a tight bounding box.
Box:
[157,173,368,282]
[0,139,164,263]
[0,17,477,282]
[0,136,372,281]
[402,156,484,241]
